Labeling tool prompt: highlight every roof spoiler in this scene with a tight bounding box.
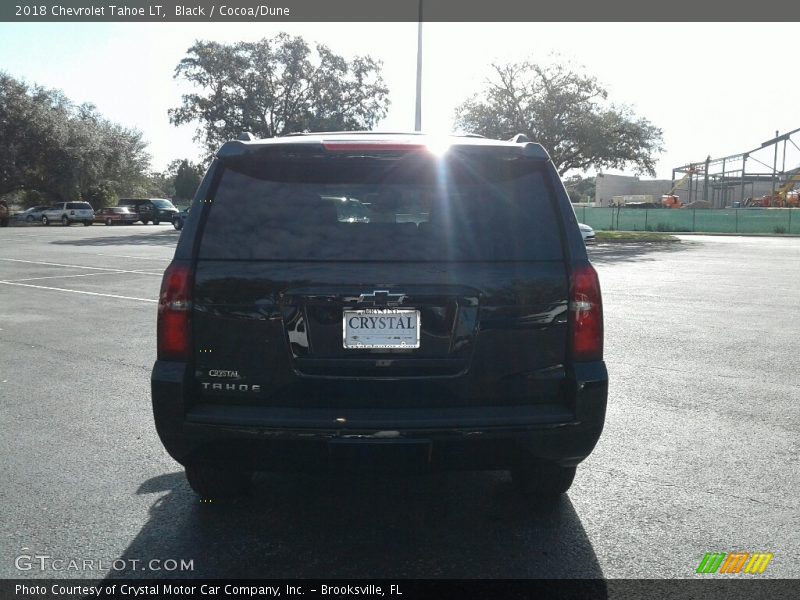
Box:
[216,132,551,160]
[507,133,550,160]
[218,132,260,158]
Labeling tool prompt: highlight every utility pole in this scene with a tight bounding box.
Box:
[414,0,423,132]
[740,155,747,204]
[771,130,778,199]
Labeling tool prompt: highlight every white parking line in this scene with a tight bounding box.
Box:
[4,272,138,282]
[0,258,162,275]
[0,280,157,303]
[94,253,171,261]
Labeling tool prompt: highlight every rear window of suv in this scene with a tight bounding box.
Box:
[151,199,176,209]
[67,202,92,210]
[198,153,563,262]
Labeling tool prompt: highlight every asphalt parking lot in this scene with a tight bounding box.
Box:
[0,225,798,579]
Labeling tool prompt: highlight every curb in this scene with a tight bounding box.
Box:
[595,231,800,238]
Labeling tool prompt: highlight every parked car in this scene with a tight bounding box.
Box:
[14,205,50,223]
[0,200,9,227]
[152,132,607,501]
[118,198,179,224]
[41,202,94,226]
[579,223,596,242]
[172,207,190,230]
[94,206,139,225]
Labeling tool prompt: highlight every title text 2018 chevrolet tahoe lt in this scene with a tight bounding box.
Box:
[151,132,608,501]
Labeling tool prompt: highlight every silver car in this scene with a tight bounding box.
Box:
[42,202,95,226]
[14,205,50,223]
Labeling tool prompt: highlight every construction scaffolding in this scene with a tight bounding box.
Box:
[671,127,800,208]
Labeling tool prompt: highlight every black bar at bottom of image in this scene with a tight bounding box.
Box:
[2,579,799,600]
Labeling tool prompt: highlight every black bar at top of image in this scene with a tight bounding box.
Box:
[2,0,800,22]
[2,579,800,600]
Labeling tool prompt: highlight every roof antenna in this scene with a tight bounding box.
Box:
[510,133,529,143]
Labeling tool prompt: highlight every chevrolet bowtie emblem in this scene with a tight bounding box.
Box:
[357,290,406,306]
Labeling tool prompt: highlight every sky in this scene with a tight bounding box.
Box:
[1,22,799,179]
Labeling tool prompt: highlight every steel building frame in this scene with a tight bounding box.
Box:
[671,127,800,207]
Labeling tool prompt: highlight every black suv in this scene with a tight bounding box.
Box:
[118,198,178,224]
[152,133,608,500]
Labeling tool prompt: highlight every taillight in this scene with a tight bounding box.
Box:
[157,263,192,361]
[569,264,603,361]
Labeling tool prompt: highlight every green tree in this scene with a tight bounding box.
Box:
[563,175,596,203]
[145,170,175,199]
[0,72,151,206]
[454,62,663,176]
[169,34,390,154]
[82,183,116,208]
[144,159,204,201]
[172,159,204,200]
[0,74,69,200]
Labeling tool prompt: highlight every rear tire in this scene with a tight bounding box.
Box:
[511,462,576,502]
[42,216,49,226]
[153,217,160,225]
[185,463,252,500]
[173,219,183,231]
[61,216,69,226]
[105,218,113,225]
[141,219,149,225]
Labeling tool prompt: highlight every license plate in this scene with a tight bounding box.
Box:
[343,309,420,349]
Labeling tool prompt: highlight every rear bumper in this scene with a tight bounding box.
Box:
[151,361,607,470]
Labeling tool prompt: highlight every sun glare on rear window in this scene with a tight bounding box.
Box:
[199,155,561,262]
